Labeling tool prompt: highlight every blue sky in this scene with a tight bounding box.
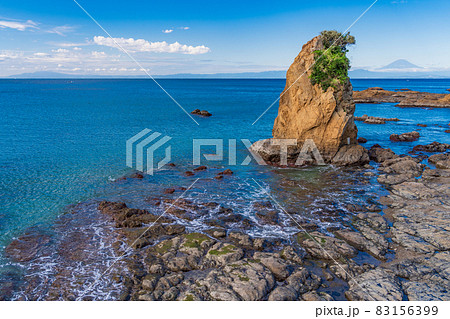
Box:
[0,0,449,76]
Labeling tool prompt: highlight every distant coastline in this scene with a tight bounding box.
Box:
[4,62,450,80]
[4,75,450,80]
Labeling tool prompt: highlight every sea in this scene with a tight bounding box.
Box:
[0,78,449,299]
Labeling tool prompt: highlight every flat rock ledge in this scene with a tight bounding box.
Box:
[354,87,450,108]
[345,144,450,301]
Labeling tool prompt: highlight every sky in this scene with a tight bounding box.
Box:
[0,0,450,76]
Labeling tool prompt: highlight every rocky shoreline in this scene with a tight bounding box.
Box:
[3,141,449,301]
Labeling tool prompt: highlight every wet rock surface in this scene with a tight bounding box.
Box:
[341,144,450,301]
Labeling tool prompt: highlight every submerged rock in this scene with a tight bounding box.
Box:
[5,228,51,262]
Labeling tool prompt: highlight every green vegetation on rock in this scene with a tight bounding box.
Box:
[183,233,210,249]
[208,244,236,256]
[310,30,355,92]
[184,294,194,301]
[153,239,173,254]
[297,232,326,245]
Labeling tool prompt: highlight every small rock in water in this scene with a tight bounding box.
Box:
[164,188,175,194]
[417,124,427,127]
[390,131,420,142]
[217,169,233,175]
[130,172,144,179]
[412,141,450,152]
[193,165,207,171]
[357,137,367,143]
[191,109,212,117]
[184,171,194,176]
[355,114,400,124]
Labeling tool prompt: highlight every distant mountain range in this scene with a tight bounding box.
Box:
[5,60,450,79]
[349,59,450,78]
[379,59,422,70]
[5,70,287,79]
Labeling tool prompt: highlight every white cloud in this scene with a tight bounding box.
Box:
[73,47,82,51]
[47,25,76,36]
[57,42,90,47]
[181,27,190,30]
[0,50,22,61]
[0,19,38,31]
[93,36,210,54]
[162,29,173,34]
[52,48,70,53]
[91,51,107,58]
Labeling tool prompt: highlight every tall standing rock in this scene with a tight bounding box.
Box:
[252,35,367,166]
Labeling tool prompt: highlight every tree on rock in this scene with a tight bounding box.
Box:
[310,30,355,91]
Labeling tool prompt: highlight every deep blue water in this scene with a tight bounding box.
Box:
[0,78,449,284]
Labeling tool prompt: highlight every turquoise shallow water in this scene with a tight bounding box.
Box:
[0,78,449,297]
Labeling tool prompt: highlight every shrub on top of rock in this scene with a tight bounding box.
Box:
[309,30,355,92]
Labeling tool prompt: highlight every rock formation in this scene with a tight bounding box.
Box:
[191,109,212,117]
[354,87,450,108]
[355,114,399,124]
[252,35,367,166]
[389,131,420,142]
